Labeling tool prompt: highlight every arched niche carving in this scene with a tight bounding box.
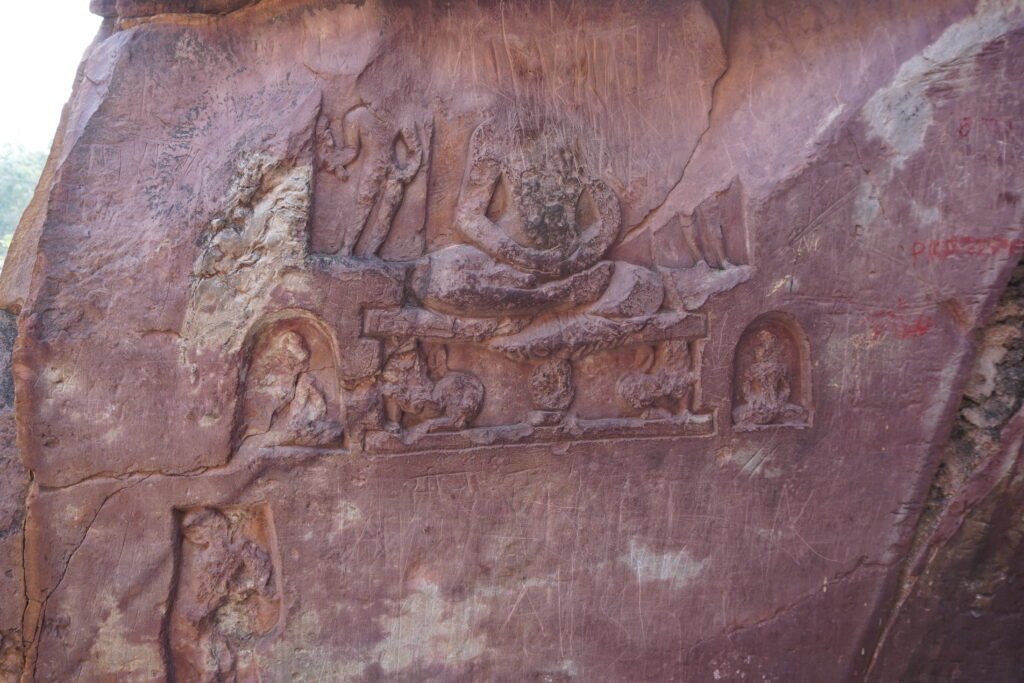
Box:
[732,312,811,431]
[236,310,344,448]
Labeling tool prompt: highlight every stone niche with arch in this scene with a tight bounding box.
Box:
[731,311,811,432]
[236,311,345,449]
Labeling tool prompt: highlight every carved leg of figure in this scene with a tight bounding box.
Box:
[357,174,405,258]
[404,415,457,443]
[778,403,809,423]
[660,261,755,312]
[414,246,614,317]
[280,375,343,447]
[340,161,387,256]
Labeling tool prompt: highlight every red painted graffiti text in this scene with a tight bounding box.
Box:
[911,235,1024,265]
[867,300,934,341]
[957,116,1015,138]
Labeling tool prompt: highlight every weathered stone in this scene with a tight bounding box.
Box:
[2,1,1023,680]
[90,0,260,19]
[0,310,24,683]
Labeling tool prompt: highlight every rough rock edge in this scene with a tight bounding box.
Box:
[90,0,259,19]
[864,260,1024,677]
[89,0,365,20]
[0,309,24,683]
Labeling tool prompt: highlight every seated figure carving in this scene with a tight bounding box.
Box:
[241,329,344,447]
[402,119,751,361]
[733,329,808,429]
[412,121,620,319]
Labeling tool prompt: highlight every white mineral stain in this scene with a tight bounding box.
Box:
[909,199,942,227]
[88,595,164,680]
[853,180,881,228]
[863,0,1021,164]
[266,573,559,680]
[621,538,707,589]
[329,499,363,536]
[373,578,487,674]
[813,103,845,141]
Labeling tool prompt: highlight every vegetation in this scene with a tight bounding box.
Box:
[0,144,46,267]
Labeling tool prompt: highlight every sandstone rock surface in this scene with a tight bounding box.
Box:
[2,0,1023,680]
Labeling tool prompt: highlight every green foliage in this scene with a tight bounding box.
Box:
[0,144,47,267]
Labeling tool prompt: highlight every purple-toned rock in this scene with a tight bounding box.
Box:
[1,1,1022,680]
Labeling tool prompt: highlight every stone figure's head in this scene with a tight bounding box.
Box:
[753,329,782,363]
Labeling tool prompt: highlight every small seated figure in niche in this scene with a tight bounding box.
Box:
[243,329,344,447]
[733,329,808,428]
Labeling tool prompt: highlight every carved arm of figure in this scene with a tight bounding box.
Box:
[337,105,371,178]
[391,124,424,183]
[454,123,621,279]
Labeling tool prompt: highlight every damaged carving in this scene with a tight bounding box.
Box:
[196,155,309,280]
[732,313,811,430]
[239,316,344,448]
[166,503,284,683]
[192,109,756,454]
[380,342,484,443]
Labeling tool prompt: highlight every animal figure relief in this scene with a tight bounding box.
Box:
[733,328,809,429]
[617,340,699,419]
[166,504,283,683]
[320,104,425,258]
[380,342,484,442]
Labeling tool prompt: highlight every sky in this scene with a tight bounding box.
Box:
[0,2,102,151]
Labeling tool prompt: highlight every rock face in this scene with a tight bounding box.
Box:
[2,0,1023,680]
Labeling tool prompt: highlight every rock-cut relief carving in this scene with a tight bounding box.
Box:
[356,118,754,450]
[238,314,344,448]
[189,111,755,452]
[380,341,484,443]
[166,503,284,683]
[732,313,811,431]
[617,340,700,420]
[315,103,429,258]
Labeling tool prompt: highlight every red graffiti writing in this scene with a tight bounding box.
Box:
[957,116,1015,138]
[911,235,1024,265]
[867,299,934,341]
